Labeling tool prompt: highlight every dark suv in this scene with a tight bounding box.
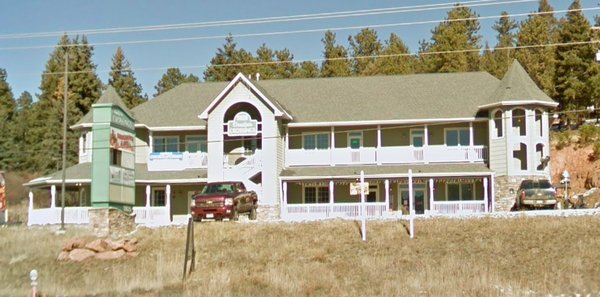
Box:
[515,179,557,210]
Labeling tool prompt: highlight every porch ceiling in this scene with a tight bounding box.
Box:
[24,163,207,187]
[280,163,492,180]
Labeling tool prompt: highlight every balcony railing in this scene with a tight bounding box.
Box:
[147,151,208,171]
[285,145,487,167]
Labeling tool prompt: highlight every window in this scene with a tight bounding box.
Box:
[153,189,166,206]
[348,132,363,149]
[367,184,379,202]
[445,128,469,146]
[186,135,207,153]
[303,133,329,150]
[446,183,474,201]
[512,109,526,136]
[304,186,329,203]
[493,110,503,138]
[153,136,179,153]
[411,129,424,147]
[110,149,122,166]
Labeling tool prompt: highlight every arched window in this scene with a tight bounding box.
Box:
[513,142,528,171]
[512,109,526,136]
[535,109,543,137]
[493,110,503,138]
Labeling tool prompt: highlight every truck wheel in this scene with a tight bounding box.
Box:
[249,206,257,220]
[232,208,239,221]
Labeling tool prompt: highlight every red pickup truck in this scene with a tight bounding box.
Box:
[191,182,258,221]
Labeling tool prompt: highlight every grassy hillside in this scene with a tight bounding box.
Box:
[2,217,600,297]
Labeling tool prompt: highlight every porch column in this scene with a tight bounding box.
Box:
[469,122,474,163]
[483,177,489,213]
[408,169,414,239]
[424,125,429,164]
[27,191,33,226]
[384,179,390,212]
[429,178,434,213]
[284,126,289,167]
[377,125,382,165]
[50,185,56,208]
[491,174,496,212]
[148,131,154,153]
[329,180,334,217]
[330,127,335,166]
[166,184,171,223]
[282,181,288,218]
[145,185,151,207]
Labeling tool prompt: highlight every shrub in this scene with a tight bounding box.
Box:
[578,125,600,144]
[591,142,600,161]
[552,131,571,149]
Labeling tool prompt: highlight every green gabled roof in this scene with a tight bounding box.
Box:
[481,60,557,109]
[24,163,207,187]
[255,72,500,123]
[131,82,228,128]
[74,86,133,128]
[280,163,492,179]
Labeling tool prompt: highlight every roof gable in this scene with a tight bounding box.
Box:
[72,86,133,129]
[198,73,292,120]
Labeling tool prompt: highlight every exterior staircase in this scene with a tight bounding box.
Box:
[223,150,262,200]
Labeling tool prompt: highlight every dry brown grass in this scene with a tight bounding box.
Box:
[2,216,600,297]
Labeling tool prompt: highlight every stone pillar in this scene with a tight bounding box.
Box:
[88,208,135,238]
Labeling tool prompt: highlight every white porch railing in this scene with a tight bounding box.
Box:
[147,151,208,171]
[429,200,486,214]
[132,206,171,226]
[285,145,487,166]
[283,202,387,221]
[28,207,90,226]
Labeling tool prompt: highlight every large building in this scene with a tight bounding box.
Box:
[26,60,557,225]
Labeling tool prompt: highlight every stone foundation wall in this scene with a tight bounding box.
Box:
[257,205,280,222]
[494,175,549,212]
[88,208,136,237]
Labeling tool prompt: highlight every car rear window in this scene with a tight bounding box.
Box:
[520,180,552,189]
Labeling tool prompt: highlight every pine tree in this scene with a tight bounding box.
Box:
[29,34,102,173]
[421,4,481,73]
[377,33,414,75]
[254,44,275,79]
[321,31,351,77]
[554,0,598,110]
[348,28,382,75]
[0,69,17,170]
[109,47,145,109]
[515,0,558,96]
[273,49,296,79]
[204,35,255,81]
[479,43,498,76]
[292,61,320,78]
[154,68,200,96]
[12,91,34,170]
[487,11,518,78]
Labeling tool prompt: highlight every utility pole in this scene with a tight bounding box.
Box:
[60,48,68,231]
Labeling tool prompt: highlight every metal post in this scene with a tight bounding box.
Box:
[360,170,366,241]
[60,49,68,231]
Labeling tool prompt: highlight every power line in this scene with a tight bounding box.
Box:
[27,38,599,78]
[0,0,535,40]
[1,6,597,52]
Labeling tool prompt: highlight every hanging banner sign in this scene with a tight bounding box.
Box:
[349,182,369,195]
[227,112,258,136]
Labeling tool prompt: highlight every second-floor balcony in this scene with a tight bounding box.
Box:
[285,145,487,167]
[147,151,208,171]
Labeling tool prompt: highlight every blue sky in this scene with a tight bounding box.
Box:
[0,0,598,99]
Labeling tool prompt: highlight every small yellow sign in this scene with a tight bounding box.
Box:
[349,182,369,195]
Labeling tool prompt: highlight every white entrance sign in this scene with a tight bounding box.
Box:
[350,182,369,195]
[227,112,258,136]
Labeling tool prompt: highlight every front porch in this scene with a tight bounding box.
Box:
[280,166,493,221]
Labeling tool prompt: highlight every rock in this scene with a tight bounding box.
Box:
[63,238,86,252]
[85,239,109,252]
[57,251,70,261]
[126,238,138,245]
[95,249,126,260]
[126,251,139,258]
[104,239,124,251]
[122,241,137,252]
[68,249,95,262]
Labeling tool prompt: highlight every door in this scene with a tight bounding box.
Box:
[400,189,426,214]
